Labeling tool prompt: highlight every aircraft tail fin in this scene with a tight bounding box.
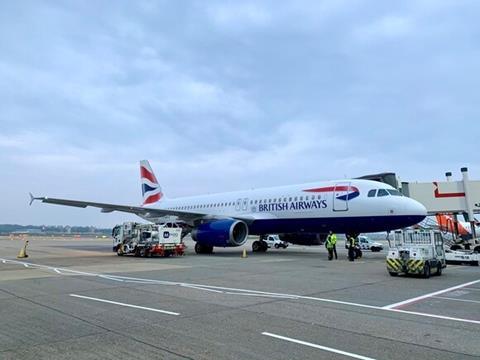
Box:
[435,214,469,235]
[140,160,164,205]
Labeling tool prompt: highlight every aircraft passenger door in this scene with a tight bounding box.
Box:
[242,198,248,211]
[333,182,350,211]
[235,199,242,211]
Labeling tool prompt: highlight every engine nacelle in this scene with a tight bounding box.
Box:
[191,219,249,247]
[279,232,327,246]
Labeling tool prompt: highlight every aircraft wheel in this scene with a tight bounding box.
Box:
[195,242,213,254]
[252,241,261,252]
[261,241,268,252]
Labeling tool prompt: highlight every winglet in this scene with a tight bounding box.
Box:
[29,192,42,206]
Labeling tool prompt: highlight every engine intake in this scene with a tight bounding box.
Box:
[191,219,248,247]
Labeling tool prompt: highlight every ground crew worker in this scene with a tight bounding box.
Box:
[354,236,362,259]
[325,234,334,260]
[326,231,338,260]
[347,235,355,262]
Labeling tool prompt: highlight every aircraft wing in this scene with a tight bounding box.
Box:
[29,194,204,222]
[29,193,258,224]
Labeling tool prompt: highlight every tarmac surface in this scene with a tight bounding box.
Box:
[0,235,479,360]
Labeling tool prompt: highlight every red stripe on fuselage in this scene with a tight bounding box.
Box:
[141,166,158,184]
[303,186,359,193]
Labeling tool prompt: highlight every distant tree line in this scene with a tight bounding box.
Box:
[0,224,111,235]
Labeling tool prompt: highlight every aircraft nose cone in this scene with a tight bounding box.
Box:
[410,198,427,216]
[405,197,427,224]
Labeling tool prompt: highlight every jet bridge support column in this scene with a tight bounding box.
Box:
[446,172,460,239]
[462,167,476,240]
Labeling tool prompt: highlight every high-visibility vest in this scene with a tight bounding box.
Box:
[326,237,334,250]
[330,234,337,245]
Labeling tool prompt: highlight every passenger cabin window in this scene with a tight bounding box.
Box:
[367,189,376,197]
[377,189,389,197]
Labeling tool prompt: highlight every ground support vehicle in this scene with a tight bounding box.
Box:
[253,235,289,252]
[357,236,383,252]
[386,230,446,278]
[448,238,480,253]
[445,249,479,266]
[112,222,185,257]
[264,235,289,249]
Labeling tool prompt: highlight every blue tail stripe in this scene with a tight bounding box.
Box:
[142,183,158,196]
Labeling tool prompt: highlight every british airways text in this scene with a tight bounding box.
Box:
[259,200,327,212]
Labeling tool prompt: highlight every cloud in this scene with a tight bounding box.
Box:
[206,3,272,29]
[352,15,414,43]
[1,1,479,226]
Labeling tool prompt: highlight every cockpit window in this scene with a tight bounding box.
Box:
[387,189,402,196]
[377,189,389,197]
[367,189,376,197]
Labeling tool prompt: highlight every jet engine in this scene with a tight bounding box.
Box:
[191,219,249,253]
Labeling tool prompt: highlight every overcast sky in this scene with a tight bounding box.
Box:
[1,0,479,227]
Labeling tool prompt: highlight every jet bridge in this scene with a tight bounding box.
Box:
[401,167,480,238]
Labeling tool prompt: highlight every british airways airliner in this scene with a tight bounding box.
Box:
[31,160,427,254]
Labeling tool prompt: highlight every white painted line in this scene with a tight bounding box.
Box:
[262,332,377,360]
[2,258,479,326]
[435,296,480,305]
[382,279,480,309]
[388,309,480,325]
[300,296,382,310]
[69,294,180,316]
[225,292,299,299]
[181,284,224,293]
[99,275,124,282]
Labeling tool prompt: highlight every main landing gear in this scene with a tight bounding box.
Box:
[252,240,268,252]
[195,242,214,254]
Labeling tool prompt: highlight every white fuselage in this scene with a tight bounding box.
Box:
[144,179,427,235]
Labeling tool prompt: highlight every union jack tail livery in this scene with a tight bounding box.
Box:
[140,160,163,205]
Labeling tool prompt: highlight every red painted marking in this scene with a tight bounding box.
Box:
[303,186,359,193]
[143,193,162,205]
[433,182,465,198]
[141,166,158,184]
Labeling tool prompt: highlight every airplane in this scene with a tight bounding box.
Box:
[30,160,427,254]
[434,213,480,240]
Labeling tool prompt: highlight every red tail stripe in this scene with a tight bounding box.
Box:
[141,166,158,184]
[143,193,162,205]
